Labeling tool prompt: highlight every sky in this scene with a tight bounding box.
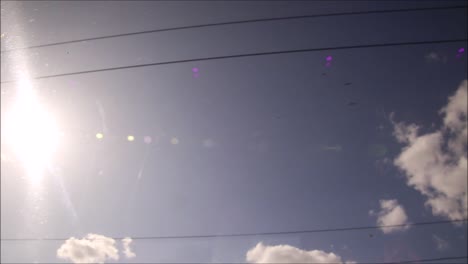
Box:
[0,0,467,263]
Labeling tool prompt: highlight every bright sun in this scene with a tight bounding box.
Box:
[3,81,60,182]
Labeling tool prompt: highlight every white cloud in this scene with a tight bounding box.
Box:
[441,81,468,131]
[121,237,136,258]
[246,242,346,264]
[374,199,410,234]
[432,235,449,251]
[390,115,419,144]
[392,80,468,221]
[56,234,119,264]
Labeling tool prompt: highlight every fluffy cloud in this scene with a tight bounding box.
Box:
[373,199,410,234]
[432,234,449,251]
[122,237,136,258]
[56,234,119,264]
[246,242,346,264]
[392,80,467,221]
[392,119,419,144]
[57,234,137,263]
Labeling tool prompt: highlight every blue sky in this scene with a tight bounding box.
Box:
[1,1,467,263]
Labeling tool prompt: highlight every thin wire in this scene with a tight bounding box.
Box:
[1,5,465,53]
[398,256,468,263]
[34,0,468,1]
[1,219,466,241]
[1,38,466,85]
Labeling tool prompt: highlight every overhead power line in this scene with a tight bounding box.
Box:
[1,38,466,85]
[399,256,468,263]
[146,0,466,1]
[1,219,466,241]
[1,5,465,53]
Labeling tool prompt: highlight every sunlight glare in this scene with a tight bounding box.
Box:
[3,80,60,183]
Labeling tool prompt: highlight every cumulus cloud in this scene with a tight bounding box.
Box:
[56,234,119,264]
[432,235,449,251]
[373,199,410,234]
[121,237,136,258]
[246,242,346,263]
[391,116,419,144]
[56,234,137,263]
[392,80,467,221]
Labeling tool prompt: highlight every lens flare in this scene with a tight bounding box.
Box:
[3,80,60,183]
[144,136,152,144]
[170,137,179,145]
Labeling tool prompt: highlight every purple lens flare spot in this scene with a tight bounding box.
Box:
[144,136,152,144]
[326,56,333,61]
[192,67,199,73]
[458,48,465,53]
